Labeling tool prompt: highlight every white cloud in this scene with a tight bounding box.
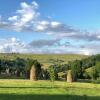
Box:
[51,21,61,28]
[35,21,50,31]
[0,15,1,21]
[97,35,100,39]
[11,37,18,42]
[0,1,100,55]
[0,37,29,53]
[32,1,38,8]
[0,37,99,55]
[8,16,18,21]
[0,1,99,42]
[7,1,40,31]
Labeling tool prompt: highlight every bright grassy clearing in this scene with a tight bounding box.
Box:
[0,80,100,100]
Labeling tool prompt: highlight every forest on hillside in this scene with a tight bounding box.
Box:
[0,54,100,83]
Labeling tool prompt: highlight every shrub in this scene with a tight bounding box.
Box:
[48,66,55,82]
[84,67,97,80]
[95,62,100,78]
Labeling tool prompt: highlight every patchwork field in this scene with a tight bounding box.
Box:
[0,79,100,100]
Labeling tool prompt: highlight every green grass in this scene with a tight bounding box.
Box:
[0,53,87,67]
[0,79,100,100]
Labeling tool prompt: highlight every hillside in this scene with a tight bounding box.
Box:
[0,53,88,66]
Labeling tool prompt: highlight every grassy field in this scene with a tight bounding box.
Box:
[0,79,100,100]
[0,53,87,67]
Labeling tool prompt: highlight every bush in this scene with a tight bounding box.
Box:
[95,62,100,77]
[84,67,97,80]
[48,66,56,82]
[92,79,100,84]
[58,72,66,80]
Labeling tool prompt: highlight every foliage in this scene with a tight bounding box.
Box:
[48,66,56,82]
[95,62,100,78]
[69,60,82,81]
[25,59,34,71]
[58,72,66,80]
[33,60,42,79]
[0,53,100,81]
[84,67,97,80]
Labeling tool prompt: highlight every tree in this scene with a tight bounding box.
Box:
[75,60,82,78]
[0,59,2,74]
[33,60,42,79]
[84,67,97,80]
[69,60,82,81]
[15,58,25,77]
[95,62,100,78]
[41,68,49,80]
[48,66,55,82]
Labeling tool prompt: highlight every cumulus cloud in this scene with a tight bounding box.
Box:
[0,37,30,53]
[0,1,99,42]
[0,1,100,55]
[8,1,40,31]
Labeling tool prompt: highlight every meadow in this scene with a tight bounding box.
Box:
[0,54,100,100]
[0,79,100,100]
[0,53,87,67]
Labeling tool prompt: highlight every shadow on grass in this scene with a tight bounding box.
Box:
[0,86,100,90]
[78,79,92,83]
[0,94,100,100]
[0,86,60,89]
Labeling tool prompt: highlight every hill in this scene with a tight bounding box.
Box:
[0,53,88,66]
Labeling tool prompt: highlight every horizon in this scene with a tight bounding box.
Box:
[0,0,100,55]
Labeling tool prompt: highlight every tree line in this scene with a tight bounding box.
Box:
[0,54,100,82]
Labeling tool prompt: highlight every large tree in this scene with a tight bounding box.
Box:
[95,62,100,78]
[70,60,82,81]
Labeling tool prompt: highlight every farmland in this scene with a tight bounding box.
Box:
[0,79,100,100]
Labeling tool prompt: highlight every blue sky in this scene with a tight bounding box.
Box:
[0,0,100,54]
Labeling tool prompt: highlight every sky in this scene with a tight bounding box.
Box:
[0,0,100,55]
